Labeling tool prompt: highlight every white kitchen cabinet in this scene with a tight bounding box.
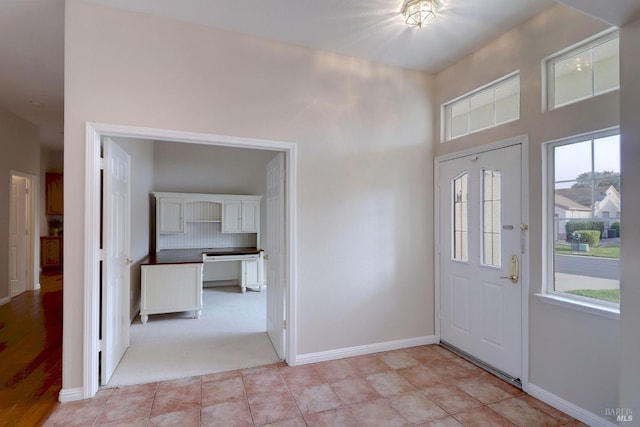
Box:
[223,199,260,233]
[140,262,203,323]
[158,197,185,234]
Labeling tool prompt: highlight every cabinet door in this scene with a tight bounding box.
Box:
[222,200,242,233]
[242,259,261,288]
[41,237,62,269]
[158,198,185,234]
[45,173,64,215]
[241,200,260,233]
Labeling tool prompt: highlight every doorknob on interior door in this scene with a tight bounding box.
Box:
[263,254,269,261]
[125,258,133,265]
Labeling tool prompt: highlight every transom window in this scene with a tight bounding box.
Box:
[544,129,621,307]
[443,72,520,142]
[544,30,619,110]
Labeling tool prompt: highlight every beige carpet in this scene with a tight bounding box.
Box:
[105,286,280,387]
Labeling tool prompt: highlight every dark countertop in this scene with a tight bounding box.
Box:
[142,247,261,265]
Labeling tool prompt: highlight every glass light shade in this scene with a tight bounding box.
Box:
[403,0,439,28]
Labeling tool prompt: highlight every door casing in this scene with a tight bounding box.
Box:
[434,135,530,392]
[80,123,298,400]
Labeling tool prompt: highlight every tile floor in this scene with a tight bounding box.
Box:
[44,345,585,426]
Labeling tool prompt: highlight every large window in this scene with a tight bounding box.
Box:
[544,30,619,110]
[443,72,520,141]
[545,129,620,308]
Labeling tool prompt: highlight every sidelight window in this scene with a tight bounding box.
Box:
[482,169,502,267]
[453,173,468,261]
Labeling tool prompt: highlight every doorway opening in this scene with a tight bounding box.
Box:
[8,170,37,298]
[81,123,298,399]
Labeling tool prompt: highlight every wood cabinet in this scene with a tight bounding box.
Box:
[41,236,62,270]
[45,173,63,215]
[223,199,260,233]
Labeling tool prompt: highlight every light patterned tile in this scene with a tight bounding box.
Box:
[156,376,201,392]
[380,350,421,370]
[96,393,155,425]
[201,400,253,427]
[248,391,300,425]
[366,371,415,397]
[202,369,242,383]
[455,377,513,404]
[262,417,307,427]
[150,383,201,417]
[202,376,246,406]
[520,395,585,425]
[43,398,106,427]
[453,406,515,426]
[314,359,358,383]
[304,408,360,427]
[331,377,381,405]
[243,370,288,398]
[346,354,392,376]
[348,398,408,427]
[95,417,149,427]
[490,397,563,426]
[390,391,448,424]
[422,383,483,414]
[148,408,200,427]
[415,416,463,427]
[109,382,158,396]
[279,365,325,389]
[398,365,446,389]
[290,384,342,415]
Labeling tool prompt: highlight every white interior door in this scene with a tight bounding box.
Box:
[9,175,27,297]
[439,144,523,381]
[266,152,286,359]
[101,138,132,385]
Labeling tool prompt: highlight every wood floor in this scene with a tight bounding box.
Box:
[0,271,62,427]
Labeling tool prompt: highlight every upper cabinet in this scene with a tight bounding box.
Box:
[45,172,63,215]
[157,197,185,234]
[222,199,260,233]
[153,192,262,250]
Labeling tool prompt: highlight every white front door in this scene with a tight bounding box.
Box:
[101,138,132,385]
[266,153,286,359]
[9,176,27,297]
[438,143,523,381]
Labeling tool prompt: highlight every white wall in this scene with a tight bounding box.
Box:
[64,0,434,392]
[619,16,640,422]
[0,107,40,301]
[111,137,154,321]
[434,4,620,422]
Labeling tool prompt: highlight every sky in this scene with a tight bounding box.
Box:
[554,134,620,186]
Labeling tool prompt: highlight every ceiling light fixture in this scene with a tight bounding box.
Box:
[402,0,440,28]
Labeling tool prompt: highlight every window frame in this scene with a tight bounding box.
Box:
[540,127,620,319]
[441,71,520,142]
[543,29,619,111]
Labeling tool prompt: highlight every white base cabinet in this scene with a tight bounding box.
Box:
[140,263,203,323]
[240,255,264,293]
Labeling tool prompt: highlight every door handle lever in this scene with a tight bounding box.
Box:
[500,255,519,284]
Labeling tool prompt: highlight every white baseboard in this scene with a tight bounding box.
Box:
[0,296,10,307]
[58,387,85,403]
[33,282,41,291]
[528,384,617,427]
[294,335,438,366]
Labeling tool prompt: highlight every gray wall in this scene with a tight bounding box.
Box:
[619,15,640,421]
[434,4,619,422]
[64,0,434,391]
[0,107,40,301]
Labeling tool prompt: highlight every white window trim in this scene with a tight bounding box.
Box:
[542,28,619,112]
[540,127,620,319]
[441,71,520,142]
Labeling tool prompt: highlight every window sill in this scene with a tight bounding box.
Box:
[535,293,620,320]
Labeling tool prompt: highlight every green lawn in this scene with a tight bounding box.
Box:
[565,289,620,304]
[554,243,620,258]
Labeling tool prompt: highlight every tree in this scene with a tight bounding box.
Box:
[571,171,620,191]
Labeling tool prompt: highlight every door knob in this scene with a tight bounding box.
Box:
[263,254,269,261]
[126,258,133,265]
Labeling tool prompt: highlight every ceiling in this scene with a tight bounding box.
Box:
[1,0,637,151]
